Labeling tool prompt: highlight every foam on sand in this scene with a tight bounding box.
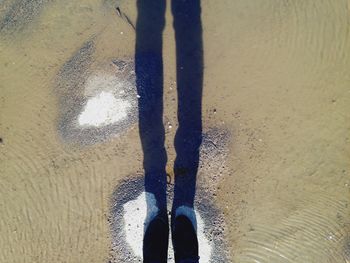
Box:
[123,192,212,262]
[109,129,230,262]
[78,91,131,127]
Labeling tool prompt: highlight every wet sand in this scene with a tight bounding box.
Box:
[1,0,350,262]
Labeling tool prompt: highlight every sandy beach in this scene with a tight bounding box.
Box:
[1,0,350,262]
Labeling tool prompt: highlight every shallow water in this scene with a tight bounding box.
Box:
[1,0,350,262]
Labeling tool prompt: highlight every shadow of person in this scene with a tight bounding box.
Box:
[135,0,203,262]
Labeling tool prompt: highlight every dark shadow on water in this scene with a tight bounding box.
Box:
[135,0,168,211]
[171,0,203,212]
[135,0,203,215]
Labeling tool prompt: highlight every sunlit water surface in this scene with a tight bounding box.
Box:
[1,0,350,262]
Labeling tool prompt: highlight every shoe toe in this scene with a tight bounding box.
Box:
[143,215,169,263]
[172,215,199,263]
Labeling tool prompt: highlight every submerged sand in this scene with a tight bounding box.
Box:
[1,0,350,262]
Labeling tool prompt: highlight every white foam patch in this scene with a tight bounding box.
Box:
[123,192,212,262]
[78,91,131,127]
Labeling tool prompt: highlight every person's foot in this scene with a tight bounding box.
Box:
[172,214,199,263]
[143,213,169,263]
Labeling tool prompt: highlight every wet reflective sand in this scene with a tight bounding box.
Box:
[1,0,350,262]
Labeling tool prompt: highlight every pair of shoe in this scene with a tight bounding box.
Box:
[143,211,199,263]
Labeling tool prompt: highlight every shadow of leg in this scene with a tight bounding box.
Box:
[136,0,167,216]
[135,1,168,262]
[171,0,203,262]
[172,0,203,214]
